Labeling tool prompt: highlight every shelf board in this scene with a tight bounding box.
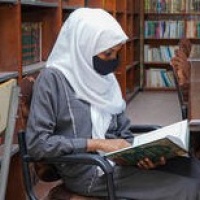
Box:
[23,61,45,76]
[127,37,140,42]
[134,61,140,65]
[116,10,125,14]
[143,87,176,91]
[144,38,200,45]
[187,38,200,44]
[62,5,81,10]
[133,36,140,40]
[145,38,180,40]
[144,62,170,66]
[145,12,200,16]
[0,62,45,82]
[0,72,18,83]
[0,0,17,3]
[144,38,180,45]
[21,0,58,8]
[126,61,140,71]
[126,64,134,71]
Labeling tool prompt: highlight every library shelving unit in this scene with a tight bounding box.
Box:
[86,0,141,101]
[0,0,87,83]
[0,0,141,101]
[141,0,200,91]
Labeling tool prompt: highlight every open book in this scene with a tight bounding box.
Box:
[105,120,189,165]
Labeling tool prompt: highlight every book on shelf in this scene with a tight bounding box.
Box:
[22,22,42,66]
[145,20,185,39]
[145,0,200,13]
[186,0,200,13]
[145,0,185,13]
[105,120,189,166]
[145,68,175,88]
[144,45,178,63]
[189,44,200,58]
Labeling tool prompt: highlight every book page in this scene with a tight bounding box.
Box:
[132,120,189,151]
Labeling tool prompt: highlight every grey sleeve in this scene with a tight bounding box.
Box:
[117,112,134,141]
[26,69,87,158]
[106,112,134,143]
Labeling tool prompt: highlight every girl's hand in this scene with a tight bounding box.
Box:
[137,156,166,170]
[87,139,131,153]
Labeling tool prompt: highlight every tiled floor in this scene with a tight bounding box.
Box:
[126,91,182,126]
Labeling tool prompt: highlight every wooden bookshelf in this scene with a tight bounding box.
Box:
[0,0,141,101]
[141,0,200,91]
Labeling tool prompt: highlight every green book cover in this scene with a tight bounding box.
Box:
[105,120,189,166]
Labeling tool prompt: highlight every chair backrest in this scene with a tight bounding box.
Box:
[0,79,20,200]
[18,76,62,200]
[0,79,17,133]
[20,76,36,129]
[18,130,37,200]
[170,39,191,120]
[20,75,61,182]
[171,66,188,120]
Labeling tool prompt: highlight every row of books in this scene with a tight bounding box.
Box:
[144,45,178,63]
[22,22,42,66]
[144,44,200,63]
[190,44,200,58]
[145,0,200,13]
[145,20,184,39]
[146,68,175,88]
[186,19,200,38]
[145,20,200,39]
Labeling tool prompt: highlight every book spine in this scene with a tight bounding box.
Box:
[22,22,42,66]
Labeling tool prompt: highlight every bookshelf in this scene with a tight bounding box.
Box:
[0,0,141,102]
[141,0,200,91]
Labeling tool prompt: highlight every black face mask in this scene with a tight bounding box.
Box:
[93,56,119,75]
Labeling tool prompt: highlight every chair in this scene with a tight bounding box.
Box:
[0,79,20,200]
[18,130,115,200]
[18,124,161,200]
[18,74,162,200]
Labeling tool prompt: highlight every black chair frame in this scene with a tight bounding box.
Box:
[18,125,161,200]
[171,66,188,120]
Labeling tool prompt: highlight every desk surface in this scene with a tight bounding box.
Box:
[189,59,200,132]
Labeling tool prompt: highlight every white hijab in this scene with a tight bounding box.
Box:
[46,8,128,140]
